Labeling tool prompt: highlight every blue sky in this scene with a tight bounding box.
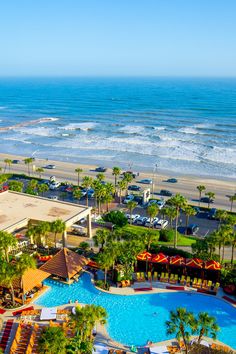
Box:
[0,0,236,76]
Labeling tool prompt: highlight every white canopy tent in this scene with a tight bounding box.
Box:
[40,307,57,321]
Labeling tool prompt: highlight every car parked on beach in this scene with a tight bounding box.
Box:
[138,178,153,184]
[128,185,141,191]
[45,164,56,169]
[166,178,178,183]
[160,189,172,197]
[95,167,107,172]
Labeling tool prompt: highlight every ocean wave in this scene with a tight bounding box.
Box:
[0,106,7,110]
[118,125,146,135]
[38,117,59,123]
[60,122,97,131]
[15,126,55,137]
[2,136,32,144]
[204,146,236,165]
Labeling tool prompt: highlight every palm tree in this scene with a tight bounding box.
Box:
[50,219,66,248]
[106,241,121,279]
[142,230,159,274]
[0,174,8,189]
[8,180,24,192]
[123,173,133,195]
[38,326,68,354]
[33,221,51,246]
[218,224,231,262]
[16,253,36,303]
[216,210,228,229]
[35,167,44,179]
[228,195,236,212]
[229,230,236,265]
[205,191,215,208]
[164,207,177,228]
[0,231,17,262]
[0,261,18,307]
[97,250,113,285]
[166,308,195,354]
[82,176,93,207]
[112,166,121,195]
[4,159,12,172]
[24,157,34,176]
[117,179,127,204]
[96,173,105,182]
[206,232,217,258]
[73,188,82,202]
[104,183,115,212]
[37,183,49,196]
[75,167,83,186]
[93,229,111,250]
[168,194,188,248]
[183,206,196,235]
[94,183,106,214]
[147,204,158,229]
[196,185,206,206]
[195,312,219,345]
[127,200,138,225]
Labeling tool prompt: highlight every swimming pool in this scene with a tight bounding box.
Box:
[34,273,236,349]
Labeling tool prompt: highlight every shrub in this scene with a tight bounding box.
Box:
[159,229,175,242]
[103,210,128,227]
[95,280,110,291]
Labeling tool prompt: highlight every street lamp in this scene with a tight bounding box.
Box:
[152,164,158,198]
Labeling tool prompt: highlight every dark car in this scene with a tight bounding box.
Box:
[95,167,107,172]
[12,159,20,164]
[160,189,172,197]
[128,185,141,191]
[192,206,201,214]
[178,224,199,235]
[208,208,217,220]
[122,171,137,178]
[200,197,214,204]
[167,178,178,183]
[133,195,143,205]
[45,164,56,169]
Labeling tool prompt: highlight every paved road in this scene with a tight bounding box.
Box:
[1,155,236,212]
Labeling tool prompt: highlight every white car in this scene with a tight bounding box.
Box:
[154,219,168,229]
[49,181,61,190]
[157,200,165,209]
[136,216,148,226]
[126,213,140,222]
[123,194,135,204]
[49,195,59,201]
[145,217,159,227]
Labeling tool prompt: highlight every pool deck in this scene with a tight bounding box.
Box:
[1,278,235,354]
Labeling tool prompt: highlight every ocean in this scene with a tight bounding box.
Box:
[0,77,236,179]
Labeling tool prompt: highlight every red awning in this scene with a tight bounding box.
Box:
[169,255,185,266]
[137,251,152,261]
[151,253,169,264]
[186,258,203,269]
[204,260,221,270]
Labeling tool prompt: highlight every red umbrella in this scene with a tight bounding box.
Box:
[170,255,185,266]
[186,258,203,269]
[137,251,152,261]
[151,253,169,264]
[204,260,221,270]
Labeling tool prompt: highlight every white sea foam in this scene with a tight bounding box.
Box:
[118,125,146,134]
[60,122,97,131]
[0,106,6,110]
[204,146,236,164]
[2,136,32,144]
[38,117,59,123]
[178,127,200,135]
[16,126,55,137]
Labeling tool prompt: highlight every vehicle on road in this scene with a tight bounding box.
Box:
[123,194,135,204]
[166,178,178,183]
[136,216,148,226]
[192,206,201,214]
[160,189,172,197]
[138,179,153,184]
[45,164,56,169]
[154,219,168,229]
[200,197,214,204]
[12,159,20,164]
[177,224,199,235]
[122,171,138,178]
[95,167,107,172]
[128,185,141,191]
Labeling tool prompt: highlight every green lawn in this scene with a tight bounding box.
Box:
[123,224,196,246]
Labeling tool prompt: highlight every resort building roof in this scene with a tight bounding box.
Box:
[0,190,91,234]
[14,268,51,294]
[40,247,88,280]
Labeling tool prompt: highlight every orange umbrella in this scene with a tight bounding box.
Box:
[88,260,100,269]
[204,260,221,270]
[137,251,152,261]
[169,255,185,266]
[151,253,169,264]
[186,258,203,269]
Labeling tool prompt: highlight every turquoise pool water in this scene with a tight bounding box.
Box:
[34,273,236,348]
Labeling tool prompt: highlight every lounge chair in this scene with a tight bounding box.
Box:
[186,276,191,286]
[180,275,185,285]
[207,280,213,290]
[192,278,198,287]
[169,274,175,283]
[196,278,202,288]
[136,273,141,281]
[147,271,152,281]
[140,272,145,281]
[153,271,158,281]
[213,282,220,293]
[160,272,165,282]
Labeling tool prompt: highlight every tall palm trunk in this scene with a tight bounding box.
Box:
[174,209,179,248]
[231,244,235,265]
[185,215,189,235]
[222,242,225,262]
[10,283,15,307]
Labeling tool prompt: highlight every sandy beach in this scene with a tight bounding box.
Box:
[0,152,235,211]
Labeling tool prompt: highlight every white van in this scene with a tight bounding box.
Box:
[71,224,87,236]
